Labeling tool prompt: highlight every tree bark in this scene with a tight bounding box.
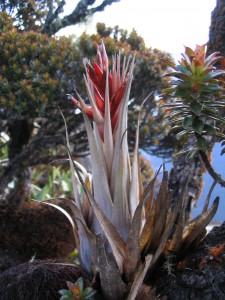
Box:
[208,0,225,56]
[2,119,34,206]
[169,136,205,220]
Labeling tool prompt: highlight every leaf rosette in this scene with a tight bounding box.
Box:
[162,44,225,157]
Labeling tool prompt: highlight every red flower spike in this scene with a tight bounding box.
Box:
[96,42,108,70]
[110,82,127,115]
[93,87,105,112]
[70,95,94,119]
[70,42,132,140]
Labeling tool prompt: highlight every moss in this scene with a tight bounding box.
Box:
[0,199,75,270]
[0,260,91,300]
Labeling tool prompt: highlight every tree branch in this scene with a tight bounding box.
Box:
[199,149,225,188]
[42,0,66,34]
[42,0,120,35]
[0,135,63,194]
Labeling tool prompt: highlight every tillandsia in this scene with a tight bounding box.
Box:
[43,42,219,300]
[161,44,225,187]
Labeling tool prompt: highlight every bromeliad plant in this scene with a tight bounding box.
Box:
[162,45,225,187]
[45,43,219,299]
[59,277,96,300]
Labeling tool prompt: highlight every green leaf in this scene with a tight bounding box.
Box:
[59,295,74,300]
[201,70,225,81]
[200,84,222,92]
[183,115,193,129]
[176,64,192,75]
[34,186,49,201]
[190,102,202,116]
[204,124,217,135]
[196,136,207,151]
[166,72,191,82]
[74,277,83,291]
[83,288,97,299]
[174,89,191,99]
[192,117,204,134]
[58,289,71,296]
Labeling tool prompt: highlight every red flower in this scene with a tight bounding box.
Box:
[70,42,130,139]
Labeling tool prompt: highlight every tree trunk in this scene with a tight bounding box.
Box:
[3,119,33,207]
[208,0,225,56]
[169,136,205,220]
